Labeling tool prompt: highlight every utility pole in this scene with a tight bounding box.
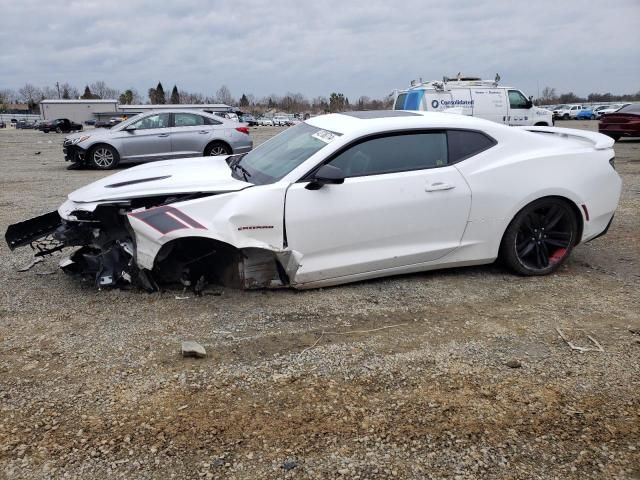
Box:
[56,82,61,99]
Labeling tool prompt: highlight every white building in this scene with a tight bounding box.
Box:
[40,99,118,123]
[40,100,234,124]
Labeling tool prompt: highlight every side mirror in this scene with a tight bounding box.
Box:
[305,164,345,190]
[124,124,137,132]
[527,96,534,109]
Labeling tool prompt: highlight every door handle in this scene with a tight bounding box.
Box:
[198,130,209,134]
[157,133,169,137]
[425,182,455,192]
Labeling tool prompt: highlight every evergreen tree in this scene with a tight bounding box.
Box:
[239,93,249,107]
[170,85,180,104]
[150,82,166,104]
[62,87,70,99]
[156,82,165,104]
[80,85,95,99]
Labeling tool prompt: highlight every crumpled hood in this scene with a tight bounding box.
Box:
[68,156,252,203]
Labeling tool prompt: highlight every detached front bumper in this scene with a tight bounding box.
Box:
[62,143,87,163]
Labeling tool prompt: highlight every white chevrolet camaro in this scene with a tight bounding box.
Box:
[6,111,621,290]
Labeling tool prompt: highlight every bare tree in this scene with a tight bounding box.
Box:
[90,81,120,99]
[18,83,42,108]
[40,86,59,100]
[215,85,234,105]
[0,88,19,104]
[540,86,557,104]
[180,91,205,104]
[60,83,80,99]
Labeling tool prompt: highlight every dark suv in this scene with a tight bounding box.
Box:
[39,118,83,133]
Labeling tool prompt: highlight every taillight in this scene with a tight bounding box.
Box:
[235,127,250,135]
[609,157,616,170]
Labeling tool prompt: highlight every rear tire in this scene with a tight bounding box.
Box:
[500,198,578,276]
[55,127,62,134]
[90,145,119,170]
[562,114,569,120]
[591,114,596,120]
[204,141,231,156]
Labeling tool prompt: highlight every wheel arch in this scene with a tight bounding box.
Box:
[499,194,584,249]
[204,139,232,156]
[88,141,121,158]
[150,235,290,288]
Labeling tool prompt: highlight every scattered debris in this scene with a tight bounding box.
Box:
[628,326,640,335]
[181,341,207,358]
[34,151,41,155]
[175,295,190,300]
[555,328,604,353]
[16,257,44,272]
[177,404,189,411]
[506,359,522,368]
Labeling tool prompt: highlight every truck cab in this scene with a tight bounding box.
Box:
[393,76,553,127]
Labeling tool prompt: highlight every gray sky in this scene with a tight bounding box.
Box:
[1,0,638,101]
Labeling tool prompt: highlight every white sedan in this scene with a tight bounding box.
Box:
[6,111,621,290]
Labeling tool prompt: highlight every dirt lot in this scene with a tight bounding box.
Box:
[0,121,638,479]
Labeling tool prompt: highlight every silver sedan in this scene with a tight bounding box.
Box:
[63,109,253,169]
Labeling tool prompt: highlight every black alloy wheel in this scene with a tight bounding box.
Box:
[501,198,578,275]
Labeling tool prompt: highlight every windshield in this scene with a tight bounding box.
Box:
[233,122,340,185]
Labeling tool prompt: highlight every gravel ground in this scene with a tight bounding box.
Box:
[0,121,638,479]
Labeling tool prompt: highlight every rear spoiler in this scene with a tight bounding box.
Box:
[518,126,615,150]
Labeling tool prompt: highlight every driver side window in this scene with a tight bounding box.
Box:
[328,132,448,178]
[130,113,170,130]
[508,90,529,109]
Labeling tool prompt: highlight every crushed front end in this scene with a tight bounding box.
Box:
[6,204,147,289]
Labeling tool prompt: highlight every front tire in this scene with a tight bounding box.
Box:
[90,145,119,170]
[500,198,578,276]
[55,127,62,134]
[204,141,231,156]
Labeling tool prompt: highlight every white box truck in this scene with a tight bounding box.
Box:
[392,75,553,127]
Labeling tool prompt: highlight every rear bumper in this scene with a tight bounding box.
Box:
[586,215,614,243]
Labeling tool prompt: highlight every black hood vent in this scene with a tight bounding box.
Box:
[105,175,171,188]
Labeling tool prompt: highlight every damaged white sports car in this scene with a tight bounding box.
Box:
[6,110,621,291]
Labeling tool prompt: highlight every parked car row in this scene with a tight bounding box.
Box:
[544,104,629,120]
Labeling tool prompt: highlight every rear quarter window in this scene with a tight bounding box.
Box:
[448,130,496,163]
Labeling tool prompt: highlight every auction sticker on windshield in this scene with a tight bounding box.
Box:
[311,130,339,143]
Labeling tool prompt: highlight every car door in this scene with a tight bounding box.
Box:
[170,112,218,157]
[118,113,172,161]
[507,89,532,125]
[285,131,472,285]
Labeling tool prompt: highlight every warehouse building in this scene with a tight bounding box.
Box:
[40,99,118,123]
[40,99,233,124]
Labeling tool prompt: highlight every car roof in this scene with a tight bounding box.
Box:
[306,110,497,136]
